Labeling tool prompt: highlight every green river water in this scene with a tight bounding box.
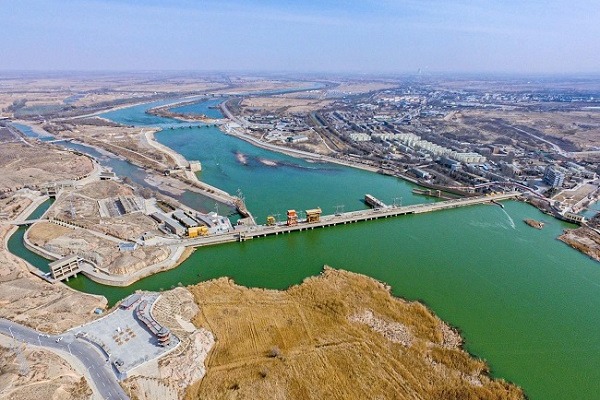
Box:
[8,99,600,399]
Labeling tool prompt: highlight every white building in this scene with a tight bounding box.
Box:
[349,133,371,142]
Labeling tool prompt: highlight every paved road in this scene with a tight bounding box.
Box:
[506,124,568,156]
[0,319,129,400]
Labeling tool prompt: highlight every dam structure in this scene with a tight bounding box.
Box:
[187,192,521,245]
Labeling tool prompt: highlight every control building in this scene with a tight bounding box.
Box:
[287,210,298,226]
[543,166,565,188]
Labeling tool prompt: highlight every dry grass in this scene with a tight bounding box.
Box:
[77,180,134,200]
[438,109,600,151]
[186,267,523,400]
[0,196,31,221]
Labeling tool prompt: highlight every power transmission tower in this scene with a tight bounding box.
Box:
[69,191,76,219]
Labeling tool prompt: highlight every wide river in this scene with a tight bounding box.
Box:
[11,98,600,399]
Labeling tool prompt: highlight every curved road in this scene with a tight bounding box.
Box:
[0,319,129,400]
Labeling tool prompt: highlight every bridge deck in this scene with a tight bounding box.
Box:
[238,192,520,241]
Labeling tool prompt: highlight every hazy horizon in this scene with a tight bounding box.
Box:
[1,0,599,74]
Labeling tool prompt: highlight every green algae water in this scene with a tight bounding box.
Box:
[9,99,600,399]
[7,198,55,273]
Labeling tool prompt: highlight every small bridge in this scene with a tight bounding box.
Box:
[10,219,43,226]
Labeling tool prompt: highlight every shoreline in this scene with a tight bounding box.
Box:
[142,130,241,207]
[8,97,583,289]
[141,96,385,176]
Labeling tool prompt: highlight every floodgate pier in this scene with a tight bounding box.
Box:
[188,191,521,245]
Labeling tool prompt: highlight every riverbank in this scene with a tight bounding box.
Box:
[220,121,386,174]
[142,130,236,206]
[558,214,600,262]
[146,100,222,124]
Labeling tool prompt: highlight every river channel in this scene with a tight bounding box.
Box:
[9,98,600,399]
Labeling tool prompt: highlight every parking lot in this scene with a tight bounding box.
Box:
[71,293,179,375]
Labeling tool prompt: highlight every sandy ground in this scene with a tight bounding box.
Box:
[0,75,314,117]
[45,123,175,170]
[0,196,32,221]
[184,267,523,400]
[0,143,107,336]
[0,223,106,333]
[213,79,314,95]
[0,143,93,192]
[0,335,92,400]
[20,179,171,275]
[28,221,169,275]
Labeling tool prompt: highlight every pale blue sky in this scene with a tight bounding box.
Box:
[0,0,598,73]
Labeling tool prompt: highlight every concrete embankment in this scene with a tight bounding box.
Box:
[218,121,380,174]
[85,245,187,287]
[21,222,189,287]
[143,130,240,207]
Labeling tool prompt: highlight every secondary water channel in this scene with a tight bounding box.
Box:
[8,98,600,399]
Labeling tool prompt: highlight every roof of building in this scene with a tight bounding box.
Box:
[120,294,141,309]
[118,242,138,251]
[172,210,198,228]
[49,254,79,268]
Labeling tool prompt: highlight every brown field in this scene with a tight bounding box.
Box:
[241,97,332,114]
[559,214,600,262]
[0,196,31,220]
[215,79,314,95]
[186,267,523,400]
[77,180,133,200]
[0,143,94,191]
[435,109,600,151]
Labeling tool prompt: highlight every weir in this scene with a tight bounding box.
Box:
[190,192,521,245]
